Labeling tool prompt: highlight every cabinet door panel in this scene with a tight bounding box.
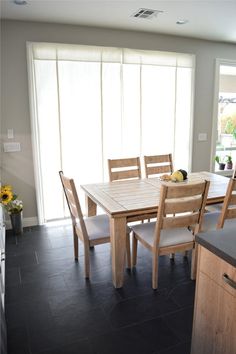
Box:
[191,270,236,354]
[199,247,236,297]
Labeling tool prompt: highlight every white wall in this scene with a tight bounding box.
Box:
[1,20,236,221]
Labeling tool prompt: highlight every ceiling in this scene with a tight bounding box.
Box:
[1,0,236,44]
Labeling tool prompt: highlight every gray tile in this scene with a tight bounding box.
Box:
[6,225,195,354]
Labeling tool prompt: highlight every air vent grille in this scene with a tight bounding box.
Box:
[132,8,163,19]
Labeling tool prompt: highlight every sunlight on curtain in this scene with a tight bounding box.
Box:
[58,61,103,183]
[102,63,122,166]
[34,61,63,220]
[141,66,176,155]
[175,68,192,171]
[29,43,194,222]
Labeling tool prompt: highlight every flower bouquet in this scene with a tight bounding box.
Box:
[0,185,23,234]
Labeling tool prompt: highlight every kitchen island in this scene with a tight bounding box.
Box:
[191,228,236,354]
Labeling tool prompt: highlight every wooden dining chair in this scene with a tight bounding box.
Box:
[144,154,174,245]
[108,157,141,182]
[130,180,210,289]
[107,157,154,222]
[144,154,173,178]
[206,168,236,213]
[59,171,131,278]
[201,177,236,231]
[108,156,143,222]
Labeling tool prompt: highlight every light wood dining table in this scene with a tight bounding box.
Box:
[81,171,229,288]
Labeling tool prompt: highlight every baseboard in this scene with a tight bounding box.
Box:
[5,216,39,230]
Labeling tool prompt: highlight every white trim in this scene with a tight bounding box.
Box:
[26,42,45,225]
[5,217,39,230]
[187,55,196,172]
[173,66,177,162]
[210,58,236,173]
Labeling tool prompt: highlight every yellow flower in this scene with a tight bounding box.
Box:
[0,190,13,205]
[1,185,12,193]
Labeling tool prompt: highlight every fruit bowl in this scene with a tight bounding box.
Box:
[160,169,188,182]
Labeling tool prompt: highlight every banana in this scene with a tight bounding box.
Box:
[171,170,184,182]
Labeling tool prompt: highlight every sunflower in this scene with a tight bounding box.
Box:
[1,185,12,193]
[0,189,13,205]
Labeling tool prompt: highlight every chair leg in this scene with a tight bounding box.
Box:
[152,251,159,290]
[84,243,90,279]
[126,234,131,269]
[191,245,198,280]
[132,233,138,267]
[73,226,79,261]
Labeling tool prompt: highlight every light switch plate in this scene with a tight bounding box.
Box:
[198,133,207,141]
[3,142,21,152]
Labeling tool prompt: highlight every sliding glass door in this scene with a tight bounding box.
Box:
[28,43,194,223]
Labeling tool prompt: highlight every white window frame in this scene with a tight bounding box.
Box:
[210,58,236,173]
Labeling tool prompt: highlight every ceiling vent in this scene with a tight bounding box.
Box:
[131,8,163,19]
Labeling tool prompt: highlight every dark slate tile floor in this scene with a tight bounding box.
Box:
[5,223,194,354]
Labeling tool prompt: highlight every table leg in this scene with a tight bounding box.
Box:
[110,216,127,288]
[85,196,97,217]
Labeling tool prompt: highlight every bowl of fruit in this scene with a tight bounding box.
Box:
[160,169,188,182]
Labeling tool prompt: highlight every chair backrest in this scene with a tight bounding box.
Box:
[108,157,141,182]
[154,180,210,246]
[144,154,173,178]
[217,177,236,228]
[59,171,88,241]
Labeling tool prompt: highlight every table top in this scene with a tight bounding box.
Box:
[81,171,229,218]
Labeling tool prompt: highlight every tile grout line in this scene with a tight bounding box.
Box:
[18,267,22,284]
[35,251,39,265]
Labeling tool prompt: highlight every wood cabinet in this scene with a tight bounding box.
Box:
[191,245,236,354]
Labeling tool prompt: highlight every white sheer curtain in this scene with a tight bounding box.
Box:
[28,43,194,222]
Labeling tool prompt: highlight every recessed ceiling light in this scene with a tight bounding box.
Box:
[176,19,188,25]
[13,0,27,5]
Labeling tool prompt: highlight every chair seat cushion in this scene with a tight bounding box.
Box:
[77,214,130,241]
[201,211,220,232]
[202,211,236,232]
[131,222,194,248]
[76,214,110,241]
[205,204,222,213]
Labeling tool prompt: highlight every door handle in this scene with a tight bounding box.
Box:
[222,273,236,290]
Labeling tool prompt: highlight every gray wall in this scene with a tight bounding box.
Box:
[1,20,236,221]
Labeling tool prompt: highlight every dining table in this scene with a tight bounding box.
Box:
[81,171,230,288]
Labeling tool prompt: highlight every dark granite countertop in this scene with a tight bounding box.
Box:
[196,227,236,267]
